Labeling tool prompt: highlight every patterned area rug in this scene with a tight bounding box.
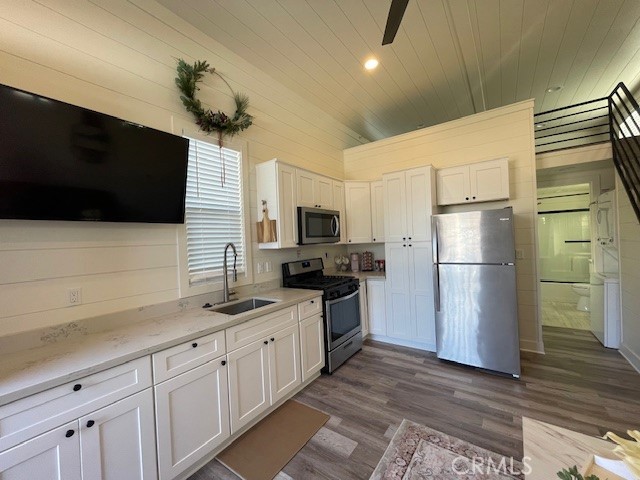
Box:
[370,420,525,480]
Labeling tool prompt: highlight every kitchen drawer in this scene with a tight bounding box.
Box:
[153,331,226,384]
[298,297,322,320]
[226,306,297,351]
[0,356,151,451]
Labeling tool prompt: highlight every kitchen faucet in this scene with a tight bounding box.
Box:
[222,242,237,303]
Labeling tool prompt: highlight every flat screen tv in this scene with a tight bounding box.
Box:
[0,83,189,223]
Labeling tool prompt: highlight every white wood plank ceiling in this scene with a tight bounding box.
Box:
[158,0,640,143]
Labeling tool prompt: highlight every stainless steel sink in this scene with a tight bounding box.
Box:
[208,298,276,315]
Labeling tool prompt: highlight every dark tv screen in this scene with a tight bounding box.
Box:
[0,83,189,223]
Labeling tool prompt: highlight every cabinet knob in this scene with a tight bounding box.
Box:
[65,429,75,438]
[373,238,376,241]
[349,239,352,242]
[403,237,406,241]
[409,244,412,247]
[86,420,95,428]
[403,244,406,247]
[264,340,268,345]
[310,300,314,304]
[270,337,275,342]
[408,237,412,240]
[472,196,476,200]
[192,342,198,348]
[73,384,82,392]
[465,197,469,200]
[221,360,227,366]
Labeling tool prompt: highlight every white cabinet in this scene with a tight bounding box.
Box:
[227,340,270,434]
[359,280,369,336]
[299,314,324,381]
[366,279,386,336]
[333,181,347,243]
[370,181,385,243]
[154,359,229,480]
[0,390,157,480]
[345,182,372,244]
[79,389,157,480]
[256,159,298,249]
[436,158,509,206]
[384,242,435,347]
[0,422,81,480]
[226,307,302,434]
[296,170,333,209]
[383,166,436,243]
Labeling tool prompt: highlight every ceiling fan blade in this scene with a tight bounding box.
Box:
[382,0,410,45]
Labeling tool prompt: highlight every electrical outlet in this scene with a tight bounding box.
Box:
[265,261,272,273]
[296,249,301,258]
[67,287,82,306]
[256,262,263,274]
[515,249,525,260]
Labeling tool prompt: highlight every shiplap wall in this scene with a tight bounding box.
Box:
[0,0,359,336]
[616,175,640,372]
[343,101,542,352]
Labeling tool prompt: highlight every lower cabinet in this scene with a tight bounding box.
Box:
[366,279,386,336]
[227,325,301,434]
[0,389,157,480]
[299,314,324,381]
[154,359,230,480]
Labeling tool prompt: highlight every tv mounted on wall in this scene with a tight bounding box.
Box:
[0,83,189,224]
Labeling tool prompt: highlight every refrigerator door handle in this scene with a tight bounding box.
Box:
[433,264,440,312]
[431,218,438,264]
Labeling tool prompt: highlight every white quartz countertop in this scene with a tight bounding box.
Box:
[0,288,321,406]
[330,270,386,281]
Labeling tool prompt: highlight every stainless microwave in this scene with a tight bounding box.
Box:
[297,207,340,245]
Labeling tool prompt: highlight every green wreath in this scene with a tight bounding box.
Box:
[175,59,253,143]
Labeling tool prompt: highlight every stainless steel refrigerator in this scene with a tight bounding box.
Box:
[432,207,520,377]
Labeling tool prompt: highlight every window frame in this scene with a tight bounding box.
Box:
[177,131,253,298]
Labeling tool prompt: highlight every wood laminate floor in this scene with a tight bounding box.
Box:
[542,301,591,330]
[191,327,640,480]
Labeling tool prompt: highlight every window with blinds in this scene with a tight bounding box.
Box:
[184,138,245,285]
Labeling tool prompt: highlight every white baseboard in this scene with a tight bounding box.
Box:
[368,334,436,353]
[619,343,640,374]
[520,339,545,354]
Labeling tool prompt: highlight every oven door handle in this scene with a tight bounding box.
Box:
[325,289,359,307]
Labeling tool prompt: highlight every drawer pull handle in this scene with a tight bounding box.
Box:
[221,360,227,366]
[86,420,95,428]
[65,429,75,438]
[192,342,198,348]
[73,384,82,392]
[264,340,268,345]
[310,300,314,304]
[270,337,275,342]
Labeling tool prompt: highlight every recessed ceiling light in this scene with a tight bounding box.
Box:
[546,86,563,93]
[364,58,379,70]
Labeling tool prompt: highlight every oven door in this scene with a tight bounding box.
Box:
[325,289,361,351]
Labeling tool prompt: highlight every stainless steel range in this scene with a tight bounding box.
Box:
[282,258,362,373]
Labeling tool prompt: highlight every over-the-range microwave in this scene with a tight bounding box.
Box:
[297,207,340,245]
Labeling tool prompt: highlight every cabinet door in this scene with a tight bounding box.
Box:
[367,279,386,336]
[469,158,509,202]
[359,280,369,336]
[0,422,81,480]
[317,176,334,209]
[408,242,436,348]
[383,172,407,242]
[333,181,347,243]
[277,163,298,248]
[370,181,385,243]
[80,388,158,480]
[296,170,317,207]
[299,314,325,381]
[227,340,270,434]
[436,166,469,206]
[154,360,230,480]
[268,324,302,404]
[384,242,411,339]
[79,389,157,480]
[405,167,434,241]
[344,182,372,244]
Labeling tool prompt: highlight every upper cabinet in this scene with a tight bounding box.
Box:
[436,158,509,206]
[370,181,385,243]
[256,159,298,249]
[344,182,372,244]
[296,170,333,209]
[383,166,436,243]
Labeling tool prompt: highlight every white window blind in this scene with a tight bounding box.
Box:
[184,138,245,285]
